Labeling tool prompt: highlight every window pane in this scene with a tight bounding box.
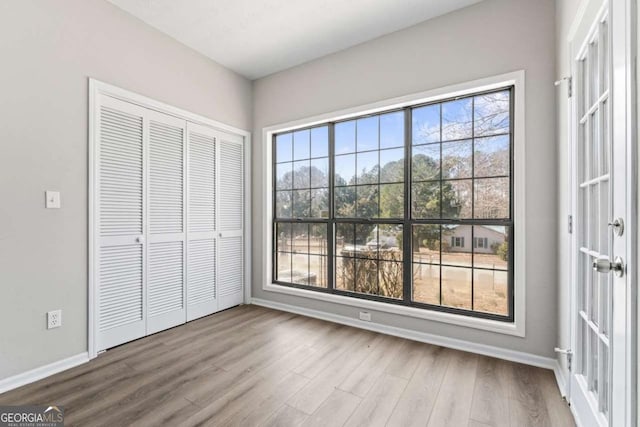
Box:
[335,121,356,154]
[335,154,356,185]
[473,225,508,270]
[413,264,440,305]
[276,133,293,163]
[336,223,355,256]
[412,181,440,219]
[293,129,310,160]
[378,224,403,261]
[441,266,472,310]
[412,144,440,181]
[380,183,404,218]
[474,135,509,178]
[443,179,472,219]
[355,223,377,257]
[413,225,441,265]
[442,98,472,141]
[474,90,510,137]
[354,258,379,295]
[336,257,354,291]
[442,140,472,179]
[293,160,310,189]
[357,151,379,184]
[335,186,356,217]
[380,111,404,149]
[276,223,292,253]
[276,162,293,190]
[310,158,329,188]
[357,116,379,151]
[276,191,292,218]
[309,255,327,287]
[412,104,440,144]
[311,126,329,158]
[292,189,310,218]
[311,188,329,218]
[356,185,378,218]
[291,253,310,285]
[474,177,509,219]
[473,269,508,315]
[292,223,309,253]
[276,252,292,282]
[442,225,472,267]
[378,261,403,299]
[380,148,404,183]
[309,224,328,255]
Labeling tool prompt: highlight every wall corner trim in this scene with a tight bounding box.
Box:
[0,352,89,395]
[251,297,555,370]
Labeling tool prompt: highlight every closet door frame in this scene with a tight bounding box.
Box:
[89,79,252,359]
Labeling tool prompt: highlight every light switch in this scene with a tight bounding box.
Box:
[45,191,61,209]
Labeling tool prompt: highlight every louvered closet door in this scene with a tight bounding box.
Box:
[186,123,218,321]
[146,111,187,334]
[96,96,147,351]
[218,131,245,310]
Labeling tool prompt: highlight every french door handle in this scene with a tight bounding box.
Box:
[136,236,145,244]
[592,256,624,277]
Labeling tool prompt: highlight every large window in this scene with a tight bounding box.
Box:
[273,87,513,321]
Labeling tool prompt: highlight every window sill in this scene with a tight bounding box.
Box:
[263,283,524,337]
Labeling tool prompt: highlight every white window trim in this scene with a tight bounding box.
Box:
[261,71,526,337]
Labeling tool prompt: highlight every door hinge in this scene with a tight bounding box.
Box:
[555,76,572,98]
[554,347,573,370]
[568,215,573,234]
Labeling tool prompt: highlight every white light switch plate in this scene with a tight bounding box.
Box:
[45,191,61,209]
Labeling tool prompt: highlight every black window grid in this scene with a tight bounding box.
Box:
[272,86,515,322]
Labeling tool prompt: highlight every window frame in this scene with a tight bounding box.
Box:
[262,71,526,337]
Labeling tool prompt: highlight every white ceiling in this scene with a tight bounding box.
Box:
[107,0,481,80]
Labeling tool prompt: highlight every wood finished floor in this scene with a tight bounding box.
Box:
[0,305,575,427]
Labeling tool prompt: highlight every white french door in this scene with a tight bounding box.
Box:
[91,82,248,354]
[569,0,636,426]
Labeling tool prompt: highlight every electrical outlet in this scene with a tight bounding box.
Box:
[359,311,371,322]
[47,310,62,329]
[45,191,61,209]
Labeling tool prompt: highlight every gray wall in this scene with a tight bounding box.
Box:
[0,0,252,379]
[555,0,583,384]
[252,0,559,357]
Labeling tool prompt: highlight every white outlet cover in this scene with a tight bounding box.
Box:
[45,191,61,209]
[47,310,62,329]
[359,311,372,322]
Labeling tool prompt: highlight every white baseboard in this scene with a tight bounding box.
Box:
[251,298,556,370]
[553,360,568,398]
[0,352,89,395]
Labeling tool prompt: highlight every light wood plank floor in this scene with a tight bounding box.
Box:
[0,305,575,426]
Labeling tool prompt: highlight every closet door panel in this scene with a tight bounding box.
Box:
[186,123,218,321]
[218,132,245,310]
[96,96,147,351]
[147,111,187,334]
